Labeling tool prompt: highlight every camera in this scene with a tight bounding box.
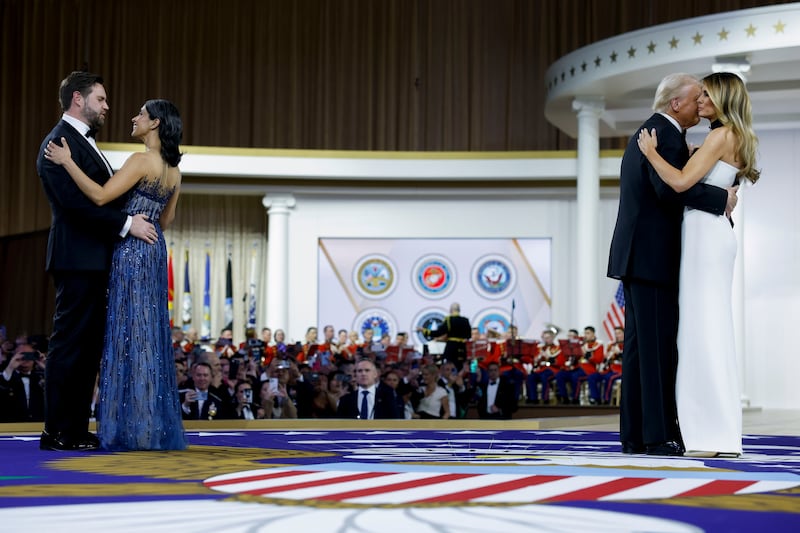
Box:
[21,351,39,361]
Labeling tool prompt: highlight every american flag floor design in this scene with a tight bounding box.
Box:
[1,427,799,532]
[204,465,799,505]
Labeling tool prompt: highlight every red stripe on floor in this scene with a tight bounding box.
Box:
[204,469,312,488]
[412,475,568,503]
[315,473,478,501]
[245,471,392,496]
[543,477,660,502]
[674,479,755,498]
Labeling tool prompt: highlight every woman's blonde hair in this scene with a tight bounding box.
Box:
[703,72,760,183]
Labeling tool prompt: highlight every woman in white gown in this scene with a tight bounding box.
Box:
[637,72,760,457]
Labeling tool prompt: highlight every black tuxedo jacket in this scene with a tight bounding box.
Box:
[337,383,404,419]
[607,113,727,286]
[37,119,127,272]
[0,370,45,422]
[477,377,517,420]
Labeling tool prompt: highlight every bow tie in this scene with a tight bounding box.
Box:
[85,128,98,139]
[489,381,497,386]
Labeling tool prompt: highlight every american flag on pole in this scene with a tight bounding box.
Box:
[602,281,625,341]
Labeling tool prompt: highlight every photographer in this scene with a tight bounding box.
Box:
[0,343,45,422]
[257,361,298,419]
[240,327,265,364]
[232,380,261,420]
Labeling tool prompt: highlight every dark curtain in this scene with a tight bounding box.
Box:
[0,0,789,334]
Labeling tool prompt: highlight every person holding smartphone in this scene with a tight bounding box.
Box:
[257,364,298,419]
[0,343,45,422]
[232,381,260,420]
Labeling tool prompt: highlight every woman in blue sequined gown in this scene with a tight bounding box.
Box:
[45,100,186,451]
[638,73,760,457]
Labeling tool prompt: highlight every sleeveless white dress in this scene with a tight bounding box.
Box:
[676,160,742,455]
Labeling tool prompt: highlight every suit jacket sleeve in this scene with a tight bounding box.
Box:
[336,392,357,418]
[37,126,127,238]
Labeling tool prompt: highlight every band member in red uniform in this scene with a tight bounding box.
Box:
[588,326,625,404]
[555,329,582,404]
[525,329,562,404]
[564,326,604,404]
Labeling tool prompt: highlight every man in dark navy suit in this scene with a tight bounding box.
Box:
[607,73,738,456]
[337,359,403,419]
[36,71,157,451]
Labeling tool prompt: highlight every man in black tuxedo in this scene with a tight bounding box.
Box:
[477,362,517,419]
[36,71,157,451]
[607,73,738,456]
[181,362,224,420]
[337,359,403,419]
[0,344,45,423]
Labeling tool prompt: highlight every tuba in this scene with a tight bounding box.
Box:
[544,323,562,337]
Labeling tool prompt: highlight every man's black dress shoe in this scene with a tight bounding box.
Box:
[40,431,75,451]
[80,432,101,447]
[40,431,100,451]
[74,432,100,451]
[645,441,684,456]
[621,442,645,454]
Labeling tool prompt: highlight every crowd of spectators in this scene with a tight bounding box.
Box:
[0,322,623,424]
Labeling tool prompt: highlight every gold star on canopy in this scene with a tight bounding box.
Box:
[610,51,618,63]
[692,32,703,45]
[718,28,729,40]
[669,36,679,49]
[594,56,602,67]
[627,46,636,58]
[745,23,757,37]
[561,71,566,81]
[581,61,587,72]
[774,20,786,33]
[647,41,656,54]
[570,66,576,77]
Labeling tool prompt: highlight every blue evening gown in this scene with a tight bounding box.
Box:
[97,177,187,450]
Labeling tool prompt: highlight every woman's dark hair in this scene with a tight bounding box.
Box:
[144,99,183,167]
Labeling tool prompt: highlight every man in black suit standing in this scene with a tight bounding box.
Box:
[477,362,517,420]
[36,71,157,451]
[337,359,403,419]
[607,73,737,456]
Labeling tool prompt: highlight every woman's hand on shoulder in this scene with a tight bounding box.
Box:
[44,137,72,166]
[637,128,658,158]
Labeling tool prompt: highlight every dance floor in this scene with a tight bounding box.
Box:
[1,413,799,532]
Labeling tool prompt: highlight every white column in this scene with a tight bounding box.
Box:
[572,97,604,329]
[262,194,296,334]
